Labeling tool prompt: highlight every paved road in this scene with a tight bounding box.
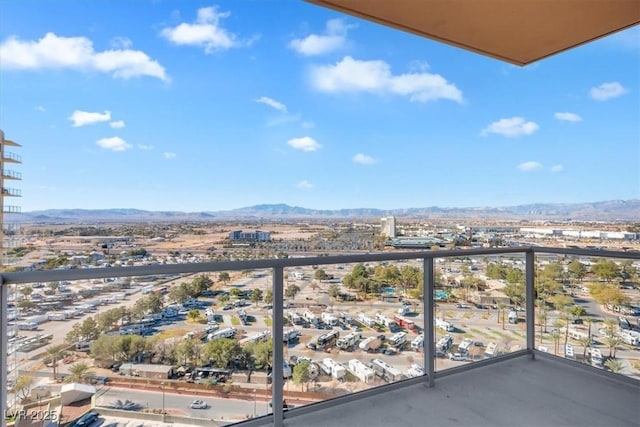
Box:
[96,386,269,422]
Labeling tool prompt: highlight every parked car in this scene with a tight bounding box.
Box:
[190,399,209,409]
[455,303,471,309]
[448,352,467,361]
[222,304,233,310]
[71,411,99,427]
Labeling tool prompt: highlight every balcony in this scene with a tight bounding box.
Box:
[1,246,638,427]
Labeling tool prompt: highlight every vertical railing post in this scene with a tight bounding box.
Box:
[423,257,435,387]
[0,279,7,422]
[525,250,536,357]
[272,267,284,426]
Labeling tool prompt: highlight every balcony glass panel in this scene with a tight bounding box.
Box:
[534,254,640,375]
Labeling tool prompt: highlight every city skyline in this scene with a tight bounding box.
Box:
[0,1,639,212]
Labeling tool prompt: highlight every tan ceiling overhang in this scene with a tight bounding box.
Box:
[306,0,640,66]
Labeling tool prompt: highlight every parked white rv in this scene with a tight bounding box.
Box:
[370,358,404,382]
[321,358,346,380]
[436,318,455,332]
[348,359,375,384]
[388,332,407,348]
[337,331,362,350]
[406,364,425,378]
[411,334,424,351]
[358,313,377,328]
[359,336,382,352]
[321,312,338,326]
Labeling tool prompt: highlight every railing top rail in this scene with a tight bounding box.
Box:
[0,246,637,285]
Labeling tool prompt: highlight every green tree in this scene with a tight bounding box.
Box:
[10,374,35,400]
[578,335,592,362]
[168,283,190,304]
[251,288,264,306]
[285,284,301,299]
[229,288,242,299]
[497,301,507,330]
[589,283,630,307]
[292,360,311,392]
[399,265,422,294]
[591,260,621,282]
[19,286,33,300]
[66,317,100,343]
[203,338,242,369]
[264,289,273,304]
[246,338,273,370]
[619,260,637,283]
[503,282,525,306]
[505,267,524,285]
[90,335,121,363]
[177,338,202,366]
[314,269,327,282]
[486,263,505,280]
[550,294,573,312]
[190,275,213,296]
[603,319,621,358]
[570,305,587,318]
[45,344,67,380]
[604,358,624,373]
[219,272,231,284]
[187,309,201,323]
[568,260,587,283]
[328,285,341,299]
[66,362,93,383]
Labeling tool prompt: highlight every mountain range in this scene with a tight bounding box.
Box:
[11,200,640,223]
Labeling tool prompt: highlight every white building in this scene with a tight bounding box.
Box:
[381,216,397,238]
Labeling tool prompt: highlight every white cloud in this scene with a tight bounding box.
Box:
[289,19,352,56]
[109,120,125,129]
[297,180,314,189]
[481,117,539,137]
[554,112,582,122]
[69,110,111,127]
[311,56,463,103]
[353,153,377,165]
[96,136,131,152]
[517,161,543,172]
[0,32,168,81]
[163,152,177,159]
[35,105,46,112]
[589,81,629,101]
[551,164,564,173]
[138,144,154,150]
[287,136,321,152]
[161,6,248,53]
[256,96,287,112]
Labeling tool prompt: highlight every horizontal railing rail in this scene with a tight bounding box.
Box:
[1,246,638,427]
[1,246,637,285]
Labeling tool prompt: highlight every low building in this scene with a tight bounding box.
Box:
[229,230,271,241]
[60,383,96,405]
[119,363,174,379]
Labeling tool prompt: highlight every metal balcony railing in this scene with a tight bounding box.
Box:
[2,205,21,214]
[1,170,22,180]
[1,188,21,197]
[1,152,22,163]
[0,246,638,426]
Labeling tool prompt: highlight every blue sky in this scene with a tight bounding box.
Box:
[1,1,638,212]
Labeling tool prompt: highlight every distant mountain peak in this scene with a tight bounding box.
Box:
[17,199,640,223]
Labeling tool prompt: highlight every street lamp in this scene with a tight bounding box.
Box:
[161,382,166,422]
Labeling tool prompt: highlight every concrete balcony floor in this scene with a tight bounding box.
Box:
[268,354,639,427]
